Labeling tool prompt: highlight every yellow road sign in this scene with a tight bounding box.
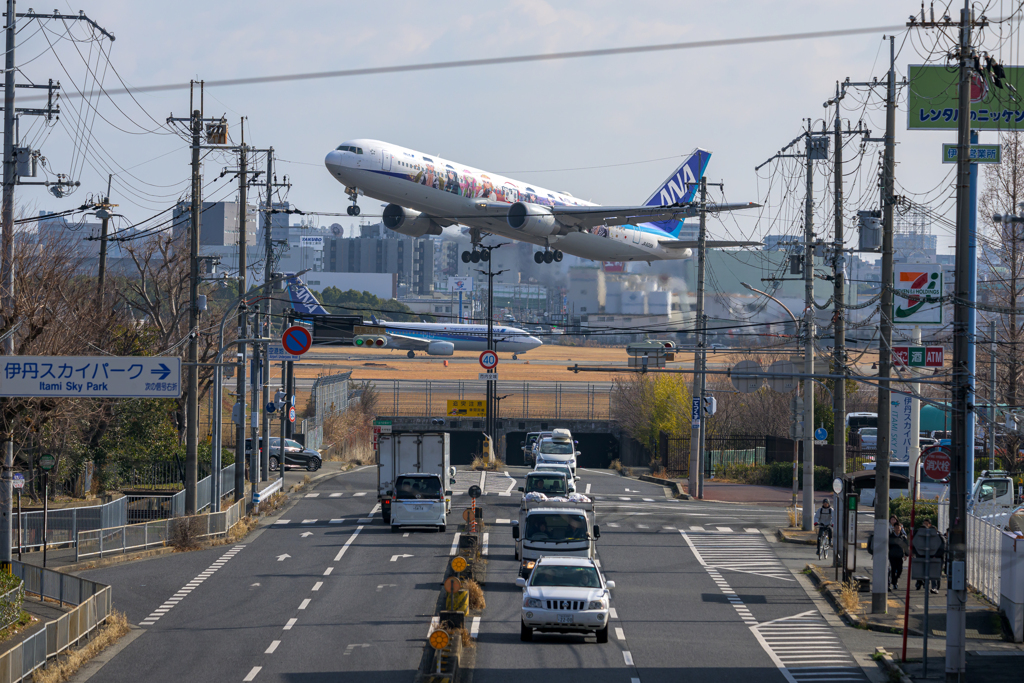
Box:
[451,556,467,573]
[447,399,486,417]
[429,629,450,650]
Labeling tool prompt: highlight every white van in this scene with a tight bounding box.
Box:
[535,435,579,477]
[389,473,451,533]
[859,461,945,507]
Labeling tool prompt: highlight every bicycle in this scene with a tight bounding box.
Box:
[816,524,833,561]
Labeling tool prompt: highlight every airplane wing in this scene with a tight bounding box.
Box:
[472,200,760,231]
[385,332,433,350]
[659,239,762,249]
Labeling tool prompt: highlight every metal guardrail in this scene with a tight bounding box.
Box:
[370,379,614,420]
[74,498,245,562]
[0,562,112,682]
[253,478,282,506]
[13,497,127,552]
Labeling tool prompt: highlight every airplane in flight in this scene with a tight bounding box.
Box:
[323,141,760,264]
[284,273,543,359]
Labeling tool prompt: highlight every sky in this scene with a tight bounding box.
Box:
[11,0,1023,256]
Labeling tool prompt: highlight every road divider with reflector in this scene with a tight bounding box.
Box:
[353,335,388,348]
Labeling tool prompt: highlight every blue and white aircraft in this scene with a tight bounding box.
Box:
[324,142,760,263]
[284,274,543,359]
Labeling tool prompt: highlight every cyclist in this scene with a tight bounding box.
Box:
[813,498,834,557]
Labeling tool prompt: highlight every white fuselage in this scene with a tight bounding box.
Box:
[382,321,542,354]
[324,139,690,262]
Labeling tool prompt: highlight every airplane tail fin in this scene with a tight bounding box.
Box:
[285,273,330,315]
[643,148,711,237]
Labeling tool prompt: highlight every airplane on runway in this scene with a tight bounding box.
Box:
[323,141,760,264]
[284,274,543,359]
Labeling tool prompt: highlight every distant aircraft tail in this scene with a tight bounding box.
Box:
[285,273,330,315]
[643,148,711,237]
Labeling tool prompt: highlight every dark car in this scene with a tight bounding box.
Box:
[244,437,322,472]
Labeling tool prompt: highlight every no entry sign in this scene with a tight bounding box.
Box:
[282,326,313,356]
[921,448,952,482]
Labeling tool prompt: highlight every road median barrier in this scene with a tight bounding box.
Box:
[638,474,691,499]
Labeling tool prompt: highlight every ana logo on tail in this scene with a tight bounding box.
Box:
[285,274,330,315]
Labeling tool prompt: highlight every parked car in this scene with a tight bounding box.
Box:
[516,556,614,643]
[245,437,322,472]
[857,427,877,450]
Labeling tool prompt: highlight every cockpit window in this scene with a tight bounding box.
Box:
[335,145,363,154]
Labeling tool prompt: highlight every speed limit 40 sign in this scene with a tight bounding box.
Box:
[479,350,498,370]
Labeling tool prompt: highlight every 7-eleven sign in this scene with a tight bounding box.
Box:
[893,264,943,325]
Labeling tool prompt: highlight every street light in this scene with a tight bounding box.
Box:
[211,269,308,509]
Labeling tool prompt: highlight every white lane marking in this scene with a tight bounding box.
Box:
[663,526,677,530]
[751,611,867,680]
[243,666,262,681]
[496,518,510,524]
[479,469,487,493]
[690,525,705,531]
[329,519,344,524]
[482,533,489,556]
[623,651,634,665]
[500,477,516,496]
[265,640,280,654]
[579,467,616,476]
[141,545,245,624]
[716,526,733,532]
[585,483,592,494]
[284,618,297,630]
[403,532,410,537]
[353,492,366,497]
[619,497,631,501]
[450,532,461,556]
[335,526,364,561]
[305,493,320,498]
[471,616,481,638]
[371,503,381,513]
[643,498,654,502]
[609,607,618,619]
[299,599,311,610]
[329,492,343,497]
[637,524,649,529]
[302,519,316,524]
[312,582,323,591]
[681,531,794,581]
[615,627,625,640]
[323,567,334,576]
[273,519,290,525]
[746,528,760,533]
[427,616,440,638]
[607,523,620,528]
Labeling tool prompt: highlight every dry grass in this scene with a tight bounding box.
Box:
[227,514,259,543]
[170,517,205,551]
[457,626,475,648]
[32,610,130,683]
[470,457,505,471]
[786,507,798,527]
[839,580,861,613]
[257,491,287,516]
[609,459,623,472]
[464,578,486,610]
[289,475,312,494]
[650,467,669,479]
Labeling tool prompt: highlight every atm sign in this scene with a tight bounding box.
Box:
[892,346,944,368]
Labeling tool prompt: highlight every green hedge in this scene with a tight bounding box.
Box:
[888,496,938,529]
[718,462,832,491]
[0,571,23,629]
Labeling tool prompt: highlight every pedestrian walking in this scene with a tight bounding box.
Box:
[888,521,908,590]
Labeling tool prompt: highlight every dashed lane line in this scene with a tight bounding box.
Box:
[334,526,364,562]
[305,493,319,498]
[352,492,367,497]
[243,666,261,681]
[299,599,311,610]
[585,484,592,494]
[265,641,279,654]
[284,618,296,630]
[329,492,343,497]
[609,608,618,619]
[623,651,634,665]
[470,616,481,639]
[482,532,489,556]
[140,545,244,626]
[450,532,461,556]
[323,567,333,576]
[615,627,625,640]
[312,582,323,591]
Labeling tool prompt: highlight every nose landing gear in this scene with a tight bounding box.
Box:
[345,187,361,216]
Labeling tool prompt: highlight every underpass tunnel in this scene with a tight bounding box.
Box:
[503,431,618,468]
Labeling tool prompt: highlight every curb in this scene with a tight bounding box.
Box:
[775,528,817,546]
[62,546,180,574]
[875,647,913,683]
[637,475,692,499]
[805,564,922,636]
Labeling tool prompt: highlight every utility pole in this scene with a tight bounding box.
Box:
[872,36,896,615]
[831,84,847,487]
[95,175,115,305]
[186,99,202,516]
[990,320,997,470]
[233,137,248,504]
[1,3,110,567]
[260,148,274,483]
[802,121,816,532]
[948,3,973,675]
[689,177,707,500]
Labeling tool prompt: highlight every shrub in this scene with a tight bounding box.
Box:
[717,462,831,490]
[0,572,24,629]
[888,496,938,529]
[170,516,206,551]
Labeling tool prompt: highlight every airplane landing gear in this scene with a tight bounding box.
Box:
[407,350,415,359]
[461,249,489,263]
[345,187,361,216]
[512,354,519,360]
[533,250,562,264]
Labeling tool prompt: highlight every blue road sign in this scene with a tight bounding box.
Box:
[266,402,277,413]
[814,427,828,441]
[691,397,701,427]
[0,356,182,398]
[282,326,313,356]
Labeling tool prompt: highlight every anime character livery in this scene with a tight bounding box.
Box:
[324,140,760,263]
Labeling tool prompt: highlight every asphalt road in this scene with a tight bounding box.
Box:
[80,465,878,683]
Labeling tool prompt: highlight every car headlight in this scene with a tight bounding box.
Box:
[525,598,543,608]
[587,599,608,610]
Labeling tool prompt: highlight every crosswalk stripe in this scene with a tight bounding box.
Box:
[752,611,868,681]
[682,530,794,581]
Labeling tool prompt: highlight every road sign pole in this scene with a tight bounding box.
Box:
[15,489,19,562]
[41,470,47,568]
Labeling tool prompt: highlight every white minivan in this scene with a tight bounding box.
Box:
[535,429,579,476]
[389,473,451,533]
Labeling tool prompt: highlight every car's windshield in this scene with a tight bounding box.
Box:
[525,513,588,542]
[539,440,574,455]
[525,475,567,495]
[394,476,442,500]
[860,428,877,437]
[530,565,601,588]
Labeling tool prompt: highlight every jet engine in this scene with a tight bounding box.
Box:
[507,202,558,237]
[382,204,443,237]
[426,341,455,356]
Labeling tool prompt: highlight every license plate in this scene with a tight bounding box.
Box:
[557,614,574,624]
[412,506,425,511]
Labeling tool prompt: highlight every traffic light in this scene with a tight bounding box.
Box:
[353,335,388,348]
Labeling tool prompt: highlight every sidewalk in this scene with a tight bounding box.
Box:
[774,523,1024,681]
[690,480,801,506]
